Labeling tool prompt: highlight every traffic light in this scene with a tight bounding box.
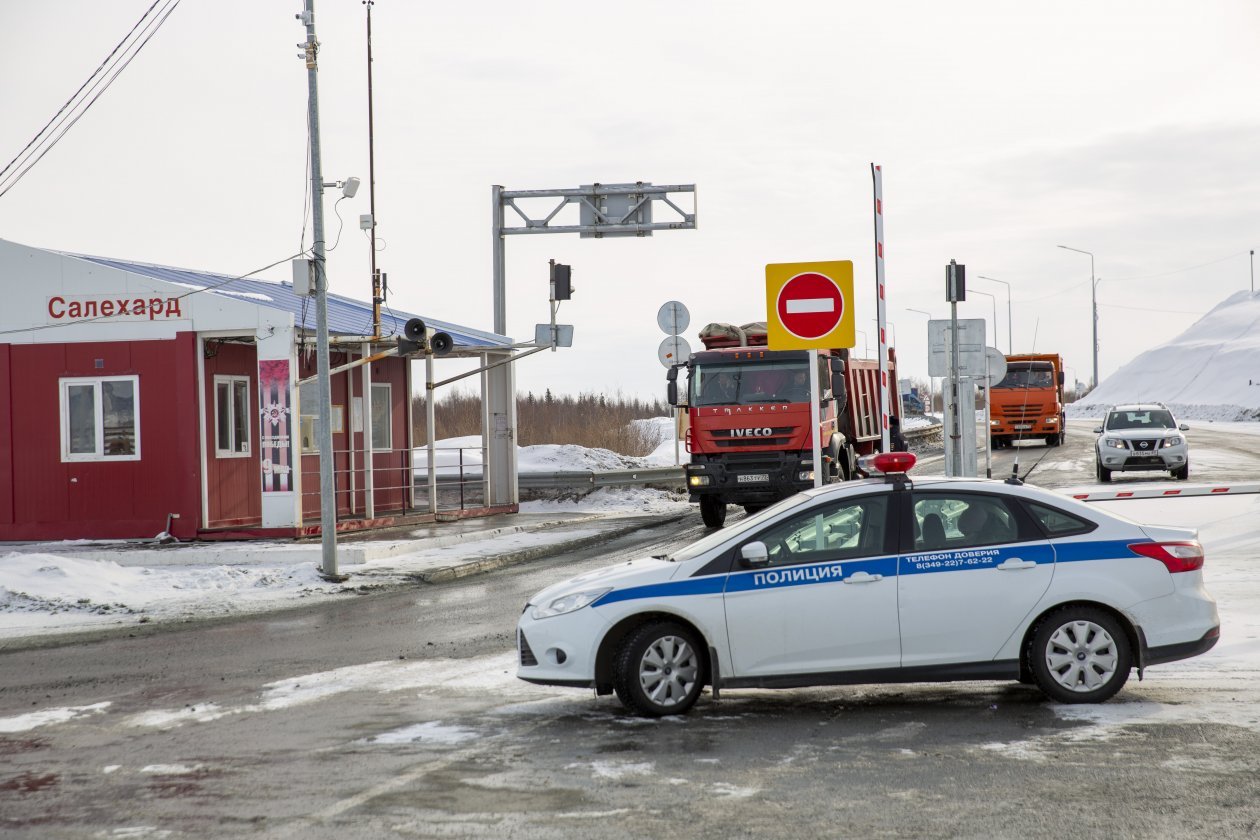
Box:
[553,263,572,300]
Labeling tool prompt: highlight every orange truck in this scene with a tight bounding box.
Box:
[988,353,1066,448]
[666,321,897,528]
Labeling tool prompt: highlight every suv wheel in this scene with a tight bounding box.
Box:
[1173,461,1189,481]
[1096,460,1111,483]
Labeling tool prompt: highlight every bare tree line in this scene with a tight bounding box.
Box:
[412,390,670,456]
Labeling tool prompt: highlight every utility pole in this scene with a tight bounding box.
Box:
[299,0,344,580]
[364,0,383,336]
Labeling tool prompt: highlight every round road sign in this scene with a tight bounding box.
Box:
[776,272,845,341]
[657,335,692,369]
[656,301,690,336]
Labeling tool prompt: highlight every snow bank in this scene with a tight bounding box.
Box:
[1069,290,1260,421]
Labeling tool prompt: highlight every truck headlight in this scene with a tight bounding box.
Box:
[1046,416,1059,424]
[798,470,814,481]
[688,475,711,487]
[1161,436,1183,448]
[530,587,612,620]
[1105,439,1127,449]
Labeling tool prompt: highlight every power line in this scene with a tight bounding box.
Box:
[0,0,183,199]
[1105,251,1249,283]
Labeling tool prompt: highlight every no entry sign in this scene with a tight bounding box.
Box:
[764,260,855,350]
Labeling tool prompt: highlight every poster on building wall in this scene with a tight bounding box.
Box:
[258,359,293,493]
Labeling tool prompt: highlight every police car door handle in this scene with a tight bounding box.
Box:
[997,558,1037,571]
[843,571,882,584]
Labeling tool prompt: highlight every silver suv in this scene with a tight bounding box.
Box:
[1094,403,1190,482]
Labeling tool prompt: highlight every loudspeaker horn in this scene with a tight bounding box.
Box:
[403,318,426,342]
[430,331,454,356]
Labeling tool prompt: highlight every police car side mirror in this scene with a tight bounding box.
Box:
[739,541,769,567]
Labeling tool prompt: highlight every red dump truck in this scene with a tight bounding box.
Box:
[988,353,1066,448]
[667,321,899,527]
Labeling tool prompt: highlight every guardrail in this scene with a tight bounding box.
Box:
[519,466,685,491]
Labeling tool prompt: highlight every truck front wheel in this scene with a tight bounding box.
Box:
[699,495,727,529]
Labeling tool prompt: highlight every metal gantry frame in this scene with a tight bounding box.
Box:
[485,183,697,508]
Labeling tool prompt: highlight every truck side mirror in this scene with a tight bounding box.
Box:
[1058,371,1065,385]
[830,358,846,376]
[666,365,681,407]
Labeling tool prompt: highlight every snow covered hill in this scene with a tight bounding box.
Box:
[1069,290,1260,421]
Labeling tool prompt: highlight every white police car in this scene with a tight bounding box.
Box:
[517,453,1219,716]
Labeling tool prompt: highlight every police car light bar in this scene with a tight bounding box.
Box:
[860,452,917,475]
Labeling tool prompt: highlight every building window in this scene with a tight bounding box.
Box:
[298,382,344,454]
[299,382,319,455]
[214,375,251,457]
[371,382,392,451]
[60,376,140,462]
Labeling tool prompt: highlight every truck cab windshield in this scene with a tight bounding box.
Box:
[691,361,811,406]
[995,364,1054,390]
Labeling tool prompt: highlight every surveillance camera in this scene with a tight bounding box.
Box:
[342,177,360,199]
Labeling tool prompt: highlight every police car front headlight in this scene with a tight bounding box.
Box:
[1161,436,1183,448]
[530,587,612,620]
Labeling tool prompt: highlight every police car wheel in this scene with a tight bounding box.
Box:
[1028,608,1131,704]
[613,622,705,717]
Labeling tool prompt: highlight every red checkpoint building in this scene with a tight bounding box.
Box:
[0,239,515,541]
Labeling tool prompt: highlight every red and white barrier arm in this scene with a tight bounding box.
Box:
[1066,483,1260,502]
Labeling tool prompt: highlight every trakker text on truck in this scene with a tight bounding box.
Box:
[667,321,899,528]
[989,353,1066,448]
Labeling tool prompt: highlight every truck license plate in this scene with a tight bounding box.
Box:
[737,473,769,484]
[1013,424,1032,431]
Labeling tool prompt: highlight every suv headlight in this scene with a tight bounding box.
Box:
[1161,435,1183,448]
[1104,438,1127,449]
[530,587,612,620]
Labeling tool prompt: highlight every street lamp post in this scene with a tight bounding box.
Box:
[976,275,1012,354]
[854,329,870,358]
[1058,245,1097,389]
[906,307,935,415]
[968,288,999,350]
[1251,250,1255,294]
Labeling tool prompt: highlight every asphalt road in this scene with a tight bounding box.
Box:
[916,418,1260,489]
[2,424,1259,838]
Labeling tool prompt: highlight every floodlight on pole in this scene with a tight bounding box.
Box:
[1057,245,1097,389]
[976,275,1012,354]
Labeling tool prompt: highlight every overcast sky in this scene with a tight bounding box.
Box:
[2,1,1258,402]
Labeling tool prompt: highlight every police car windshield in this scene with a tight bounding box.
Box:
[691,361,811,406]
[670,494,812,562]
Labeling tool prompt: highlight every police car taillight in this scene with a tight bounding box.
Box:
[1129,541,1204,573]
[859,452,917,475]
